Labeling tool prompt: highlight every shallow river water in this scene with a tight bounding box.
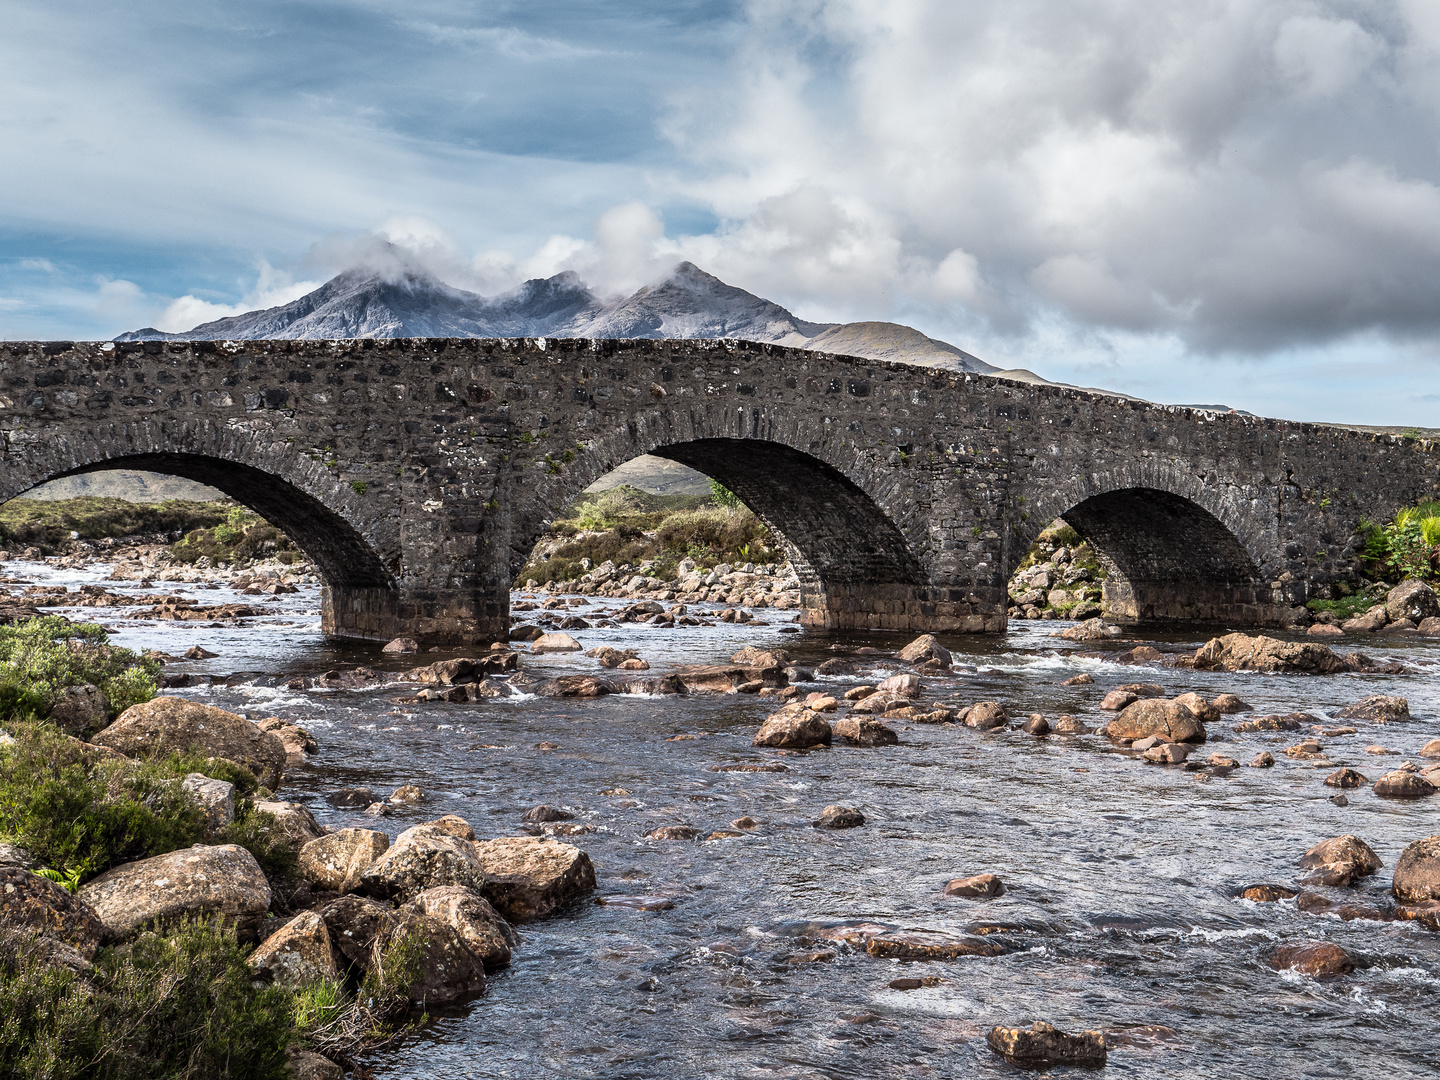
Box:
[18,559,1440,1079]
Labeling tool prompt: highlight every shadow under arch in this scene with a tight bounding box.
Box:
[1053,487,1268,624]
[648,439,926,622]
[36,454,392,590]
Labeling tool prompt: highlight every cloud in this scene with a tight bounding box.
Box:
[154,262,322,333]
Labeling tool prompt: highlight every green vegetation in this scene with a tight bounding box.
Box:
[0,497,229,553]
[0,617,159,731]
[1356,500,1440,582]
[517,484,773,586]
[169,505,300,567]
[1306,594,1376,620]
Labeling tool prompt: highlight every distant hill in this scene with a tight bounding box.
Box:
[119,259,997,375]
[21,471,222,502]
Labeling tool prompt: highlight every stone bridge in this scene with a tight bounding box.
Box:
[1,338,1436,645]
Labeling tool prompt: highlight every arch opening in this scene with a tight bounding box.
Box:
[1052,488,1266,624]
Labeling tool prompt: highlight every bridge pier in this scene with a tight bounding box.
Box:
[322,586,510,646]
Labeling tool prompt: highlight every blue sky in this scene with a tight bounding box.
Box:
[4,0,1440,425]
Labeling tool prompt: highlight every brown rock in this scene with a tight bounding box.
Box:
[1211,693,1252,713]
[470,836,596,921]
[1205,753,1239,768]
[402,885,518,970]
[1418,616,1440,636]
[1050,715,1092,734]
[1249,751,1275,768]
[1334,695,1410,723]
[316,894,396,969]
[1268,942,1353,976]
[1058,618,1121,641]
[803,692,839,712]
[1099,690,1138,711]
[1105,698,1206,743]
[1392,836,1440,902]
[382,637,419,653]
[522,804,574,823]
[897,634,951,668]
[753,705,832,749]
[531,632,583,653]
[1172,692,1221,723]
[963,701,1008,730]
[729,645,791,670]
[1419,738,1440,759]
[1240,883,1298,902]
[1308,623,1343,636]
[813,805,866,829]
[251,801,324,852]
[876,672,921,699]
[586,646,639,668]
[646,826,699,840]
[0,866,103,959]
[91,697,287,789]
[1386,579,1440,623]
[1298,835,1381,885]
[1374,770,1437,798]
[1062,673,1094,685]
[986,1021,1107,1065]
[46,683,108,738]
[360,824,488,902]
[1191,633,1350,674]
[77,844,271,942]
[248,910,340,984]
[943,873,1005,898]
[1143,741,1191,764]
[287,1051,343,1080]
[1341,606,1389,633]
[1324,767,1367,789]
[299,829,392,893]
[865,933,1004,960]
[378,910,488,1005]
[1022,714,1049,735]
[731,816,759,829]
[1116,682,1165,698]
[533,674,612,698]
[1234,713,1310,732]
[833,716,900,747]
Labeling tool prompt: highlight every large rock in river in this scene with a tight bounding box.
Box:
[318,893,488,1004]
[360,823,487,902]
[402,885,517,969]
[1105,698,1206,743]
[753,705,832,748]
[0,866,103,959]
[1387,579,1440,624]
[470,836,596,921]
[987,1022,1106,1066]
[1393,836,1440,902]
[897,634,951,668]
[299,829,391,893]
[1334,695,1410,723]
[91,697,287,788]
[1191,633,1349,674]
[77,844,271,942]
[1298,835,1381,886]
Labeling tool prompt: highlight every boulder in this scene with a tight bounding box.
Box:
[1240,883,1298,902]
[299,829,392,893]
[181,774,236,832]
[470,836,596,921]
[248,910,341,984]
[0,842,39,870]
[1341,606,1389,633]
[1191,633,1349,674]
[252,800,324,852]
[1308,623,1343,637]
[1234,713,1308,732]
[1268,943,1353,977]
[1422,739,1440,760]
[987,1022,1106,1066]
[1298,835,1381,886]
[317,894,397,969]
[91,697,287,789]
[850,692,903,715]
[833,717,900,747]
[390,784,424,805]
[813,805,865,829]
[1172,692,1221,723]
[533,674,612,698]
[1062,673,1094,685]
[1210,693,1252,714]
[1105,698,1206,743]
[1419,616,1440,636]
[1099,690,1137,711]
[1386,579,1440,623]
[1050,715,1092,735]
[646,825,699,840]
[730,645,791,670]
[1323,768,1367,789]
[1142,742,1191,764]
[0,866,103,959]
[876,672,921,699]
[1058,618,1121,641]
[360,824,488,902]
[522,805,574,823]
[287,1051,343,1080]
[374,910,488,1004]
[963,702,1008,730]
[1334,695,1410,723]
[1116,682,1165,698]
[424,815,478,840]
[1022,714,1049,735]
[753,705,832,749]
[46,683,108,738]
[255,716,318,762]
[1374,770,1437,798]
[943,873,1004,898]
[382,637,420,653]
[897,634,951,668]
[326,787,377,808]
[1249,751,1275,768]
[531,632,583,653]
[586,646,639,669]
[77,844,271,941]
[402,885,518,969]
[407,655,517,684]
[865,933,1003,959]
[1392,836,1440,902]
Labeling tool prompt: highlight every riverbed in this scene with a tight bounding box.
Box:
[17,559,1440,1079]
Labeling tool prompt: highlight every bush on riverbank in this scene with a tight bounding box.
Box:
[0,617,160,725]
[169,506,301,567]
[0,497,231,553]
[1356,501,1440,582]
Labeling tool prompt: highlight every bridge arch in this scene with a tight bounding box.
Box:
[1017,467,1275,625]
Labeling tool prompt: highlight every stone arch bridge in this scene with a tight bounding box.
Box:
[1,338,1435,644]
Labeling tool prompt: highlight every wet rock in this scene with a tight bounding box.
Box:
[987,1022,1106,1066]
[730,645,791,671]
[1329,794,1349,806]
[1058,618,1121,641]
[833,716,900,747]
[1205,753,1240,768]
[586,646,640,668]
[1419,616,1440,636]
[1191,633,1350,674]
[963,701,1008,730]
[646,826,699,840]
[382,637,419,654]
[1062,673,1094,685]
[1211,693,1252,713]
[299,829,392,893]
[470,836,597,921]
[673,663,784,693]
[407,654,518,685]
[1100,690,1137,711]
[1142,741,1191,764]
[1334,695,1410,723]
[248,910,341,985]
[1249,751,1275,768]
[897,634,951,668]
[508,624,543,642]
[813,805,866,829]
[1022,714,1049,735]
[523,804,574,823]
[255,716,318,763]
[91,697,287,789]
[1172,692,1221,723]
[889,976,948,990]
[943,874,1005,898]
[1324,768,1367,789]
[1307,623,1343,637]
[1392,836,1440,902]
[0,866,103,959]
[1240,883,1298,902]
[1268,942,1353,976]
[1115,645,1165,664]
[252,800,324,851]
[876,672,921,699]
[851,692,903,715]
[78,844,271,942]
[1286,738,1323,759]
[865,932,1004,959]
[731,816,759,829]
[1341,607,1389,633]
[326,786,378,808]
[753,704,832,749]
[389,784,424,805]
[1298,835,1382,886]
[1116,682,1165,698]
[46,683,107,738]
[1050,715,1092,735]
[815,658,861,677]
[403,885,518,969]
[710,762,790,773]
[1422,739,1440,759]
[360,823,489,903]
[1106,698,1206,743]
[1386,579,1440,623]
[1234,713,1309,733]
[531,632,583,653]
[803,692,839,712]
[1374,770,1437,798]
[181,774,235,832]
[533,674,612,698]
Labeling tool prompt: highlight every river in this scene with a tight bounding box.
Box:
[16,558,1440,1079]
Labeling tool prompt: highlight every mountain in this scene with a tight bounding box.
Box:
[118,260,996,374]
